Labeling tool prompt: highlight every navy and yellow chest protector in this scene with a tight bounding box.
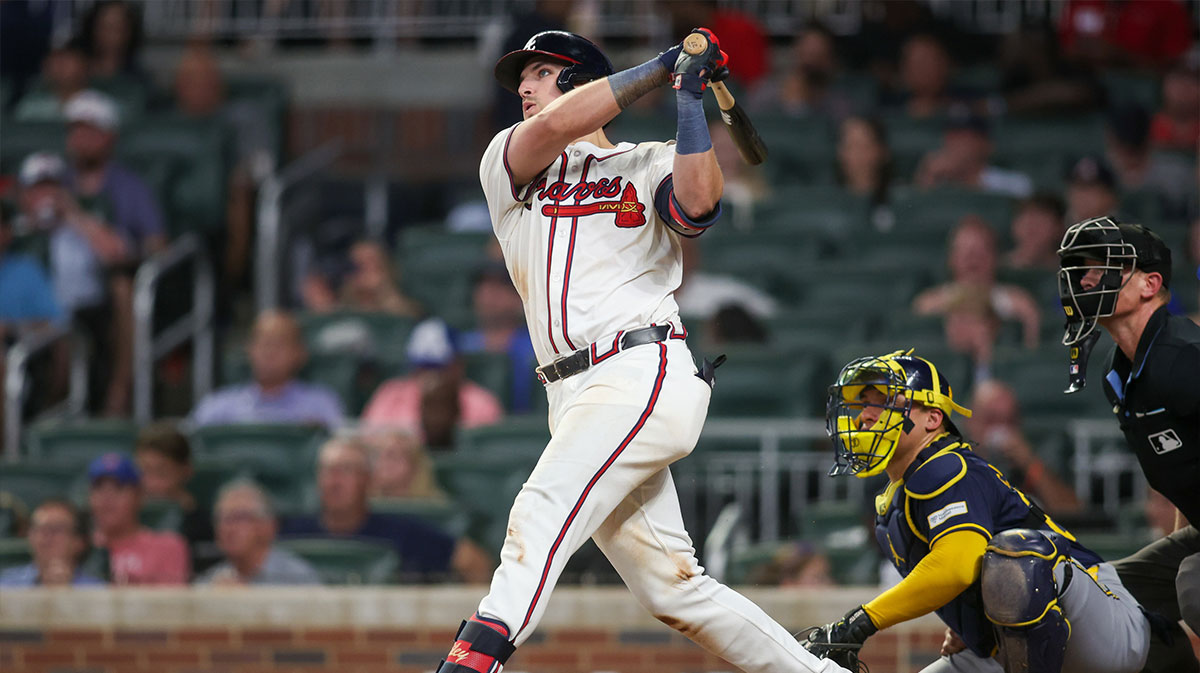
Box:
[873,434,1100,657]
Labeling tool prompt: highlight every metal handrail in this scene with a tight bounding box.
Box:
[255,141,343,312]
[4,326,89,461]
[132,233,216,424]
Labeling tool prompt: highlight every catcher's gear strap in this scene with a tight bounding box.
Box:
[864,529,988,629]
[653,176,720,238]
[903,438,969,499]
[437,617,515,673]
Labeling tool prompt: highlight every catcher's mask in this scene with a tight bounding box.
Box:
[826,350,972,478]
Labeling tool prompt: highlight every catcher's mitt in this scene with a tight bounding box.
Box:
[796,624,870,673]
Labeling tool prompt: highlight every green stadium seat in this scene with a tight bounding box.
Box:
[0,463,85,510]
[991,346,1112,418]
[706,347,826,417]
[370,498,470,538]
[463,351,514,411]
[90,74,150,123]
[756,114,837,186]
[189,424,328,476]
[434,452,534,552]
[225,74,289,163]
[0,121,68,173]
[24,418,140,465]
[795,500,868,539]
[724,540,786,585]
[457,417,550,455]
[883,313,946,345]
[0,538,32,571]
[882,114,946,177]
[825,543,880,585]
[0,491,27,537]
[992,116,1105,168]
[890,187,1015,241]
[1074,532,1151,564]
[1100,71,1160,110]
[118,114,229,235]
[186,462,244,515]
[752,188,872,245]
[606,112,675,145]
[276,537,400,584]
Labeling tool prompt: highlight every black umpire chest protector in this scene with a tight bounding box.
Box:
[1101,306,1200,525]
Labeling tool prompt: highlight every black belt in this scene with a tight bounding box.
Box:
[536,325,672,383]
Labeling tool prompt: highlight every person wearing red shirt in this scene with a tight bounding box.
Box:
[87,452,189,585]
[1059,0,1193,70]
[1150,65,1200,151]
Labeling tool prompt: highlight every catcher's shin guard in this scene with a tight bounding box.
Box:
[981,529,1072,673]
[436,614,515,673]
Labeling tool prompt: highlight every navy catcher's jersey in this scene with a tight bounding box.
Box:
[874,433,1102,657]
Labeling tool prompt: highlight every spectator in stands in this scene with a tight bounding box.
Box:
[87,452,189,585]
[64,90,165,257]
[172,45,272,292]
[362,429,447,501]
[748,23,853,121]
[1106,103,1197,222]
[836,115,895,230]
[78,0,147,81]
[15,151,131,415]
[0,191,63,329]
[191,309,344,429]
[1150,64,1200,152]
[914,107,1033,198]
[995,26,1103,117]
[419,372,462,451]
[746,541,835,587]
[12,39,89,122]
[1003,194,1066,271]
[196,481,320,586]
[1064,155,1120,223]
[459,263,536,414]
[913,217,1041,373]
[1058,0,1193,71]
[302,240,423,317]
[133,422,215,571]
[0,499,103,587]
[968,380,1082,516]
[889,33,957,120]
[362,318,503,435]
[281,438,492,582]
[675,238,777,322]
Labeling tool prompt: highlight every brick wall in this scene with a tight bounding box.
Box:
[1,588,1196,673]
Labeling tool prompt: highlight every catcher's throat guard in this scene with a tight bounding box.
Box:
[826,350,971,478]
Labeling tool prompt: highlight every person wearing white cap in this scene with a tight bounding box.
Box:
[60,89,166,416]
[63,90,166,259]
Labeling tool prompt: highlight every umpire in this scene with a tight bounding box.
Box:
[1058,216,1200,673]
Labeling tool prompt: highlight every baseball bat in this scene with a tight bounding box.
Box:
[682,32,768,166]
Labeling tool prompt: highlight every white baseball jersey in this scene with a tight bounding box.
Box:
[481,124,683,366]
[462,122,848,673]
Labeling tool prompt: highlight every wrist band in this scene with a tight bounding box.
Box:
[675,90,711,155]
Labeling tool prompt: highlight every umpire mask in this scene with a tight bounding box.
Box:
[1057,217,1138,347]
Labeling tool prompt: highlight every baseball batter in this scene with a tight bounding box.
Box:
[434,29,847,673]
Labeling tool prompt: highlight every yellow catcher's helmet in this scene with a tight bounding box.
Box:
[825,350,972,478]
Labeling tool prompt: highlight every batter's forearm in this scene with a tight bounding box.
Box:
[671,90,722,217]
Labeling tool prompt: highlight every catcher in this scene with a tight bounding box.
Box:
[801,350,1150,673]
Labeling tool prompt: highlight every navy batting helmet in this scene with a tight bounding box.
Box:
[494,31,614,95]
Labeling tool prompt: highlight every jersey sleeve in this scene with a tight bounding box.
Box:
[479,124,540,239]
[905,452,995,545]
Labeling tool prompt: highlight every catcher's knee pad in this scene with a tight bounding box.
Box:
[437,614,515,673]
[981,529,1072,673]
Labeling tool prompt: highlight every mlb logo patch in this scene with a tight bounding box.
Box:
[1070,364,1080,375]
[1149,429,1183,455]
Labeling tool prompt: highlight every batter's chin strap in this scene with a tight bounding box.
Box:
[437,617,516,673]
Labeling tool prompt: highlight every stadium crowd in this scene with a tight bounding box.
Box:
[0,0,1197,590]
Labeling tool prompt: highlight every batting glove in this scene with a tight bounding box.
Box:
[672,27,729,97]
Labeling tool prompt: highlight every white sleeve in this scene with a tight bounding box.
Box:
[644,141,677,227]
[480,123,539,239]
